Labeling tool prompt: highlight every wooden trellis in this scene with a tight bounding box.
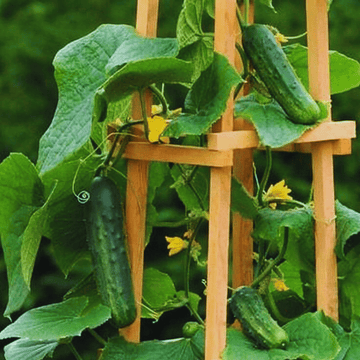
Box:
[119,0,357,359]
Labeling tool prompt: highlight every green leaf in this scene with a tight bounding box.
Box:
[284,44,360,95]
[93,57,194,123]
[231,177,258,219]
[223,328,302,360]
[146,162,170,245]
[142,267,177,320]
[234,94,313,148]
[4,339,58,360]
[170,165,209,212]
[344,316,360,359]
[40,151,102,275]
[278,261,304,298]
[284,312,340,360]
[101,329,204,360]
[204,0,215,18]
[37,24,137,174]
[0,154,44,317]
[21,183,57,288]
[177,0,204,48]
[177,0,214,82]
[224,316,340,360]
[338,245,360,326]
[252,206,315,272]
[335,200,360,260]
[163,53,241,138]
[0,297,111,341]
[106,37,179,75]
[259,0,277,13]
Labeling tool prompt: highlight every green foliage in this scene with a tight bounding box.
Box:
[284,44,360,95]
[101,329,204,360]
[234,94,314,148]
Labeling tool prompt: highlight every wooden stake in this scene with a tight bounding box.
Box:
[306,0,339,321]
[121,0,159,342]
[232,0,255,290]
[205,0,236,359]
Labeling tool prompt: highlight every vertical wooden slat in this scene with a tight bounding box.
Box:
[205,0,236,359]
[232,0,255,290]
[120,0,159,342]
[306,0,338,320]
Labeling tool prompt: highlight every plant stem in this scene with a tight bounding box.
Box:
[87,328,107,346]
[257,146,272,207]
[184,218,205,325]
[139,88,150,140]
[67,343,83,360]
[149,84,169,115]
[178,165,205,211]
[251,227,290,289]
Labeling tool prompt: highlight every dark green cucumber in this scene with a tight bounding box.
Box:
[229,286,289,349]
[242,24,321,124]
[86,176,136,328]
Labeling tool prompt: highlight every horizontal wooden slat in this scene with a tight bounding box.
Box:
[123,142,233,166]
[207,120,356,151]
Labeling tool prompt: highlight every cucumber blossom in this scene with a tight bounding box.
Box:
[229,286,289,349]
[242,24,321,125]
[86,176,136,328]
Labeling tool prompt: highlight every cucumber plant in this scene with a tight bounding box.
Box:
[0,0,360,359]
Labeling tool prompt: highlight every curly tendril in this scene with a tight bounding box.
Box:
[76,190,90,204]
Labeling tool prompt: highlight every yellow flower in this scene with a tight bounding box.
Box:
[264,180,292,209]
[147,115,170,143]
[275,32,288,45]
[165,236,188,256]
[272,279,290,292]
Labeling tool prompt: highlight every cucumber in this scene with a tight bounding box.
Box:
[85,175,136,328]
[229,286,289,349]
[242,24,321,125]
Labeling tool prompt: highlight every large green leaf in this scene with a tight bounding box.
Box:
[344,316,360,359]
[4,339,58,360]
[20,183,57,288]
[93,57,194,123]
[106,37,179,76]
[0,154,44,317]
[40,150,102,275]
[335,200,360,260]
[163,53,241,138]
[142,268,200,321]
[234,94,314,148]
[224,312,340,360]
[0,297,110,341]
[338,245,360,326]
[283,312,340,359]
[101,329,204,360]
[284,44,360,95]
[177,0,214,82]
[252,206,315,272]
[231,177,258,219]
[37,24,137,174]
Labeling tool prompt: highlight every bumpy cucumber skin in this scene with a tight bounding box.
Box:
[242,24,321,125]
[86,176,136,328]
[230,286,289,349]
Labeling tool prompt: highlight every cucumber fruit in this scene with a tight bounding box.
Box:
[242,24,321,125]
[86,175,136,328]
[229,286,289,349]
